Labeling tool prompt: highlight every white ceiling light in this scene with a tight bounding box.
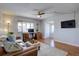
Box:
[37,15,41,18]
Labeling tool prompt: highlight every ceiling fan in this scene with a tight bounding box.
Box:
[36,11,45,17]
[33,8,51,18]
[33,7,58,18]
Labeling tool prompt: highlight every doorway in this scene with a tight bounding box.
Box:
[49,21,54,39]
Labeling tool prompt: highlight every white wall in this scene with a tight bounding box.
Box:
[44,22,50,38]
[43,12,79,47]
[53,13,79,47]
[0,14,14,34]
[39,20,45,35]
[40,19,51,38]
[0,13,4,35]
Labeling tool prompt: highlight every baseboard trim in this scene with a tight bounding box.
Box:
[55,40,79,47]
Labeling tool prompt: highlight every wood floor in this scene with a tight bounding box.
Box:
[54,41,79,56]
[39,39,79,56]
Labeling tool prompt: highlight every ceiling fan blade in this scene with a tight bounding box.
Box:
[32,7,55,16]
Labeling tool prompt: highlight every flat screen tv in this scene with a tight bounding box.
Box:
[28,29,34,32]
[61,20,76,28]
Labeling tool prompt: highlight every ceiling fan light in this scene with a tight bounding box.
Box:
[37,15,41,18]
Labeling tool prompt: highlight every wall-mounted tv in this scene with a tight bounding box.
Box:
[28,29,34,32]
[61,20,76,28]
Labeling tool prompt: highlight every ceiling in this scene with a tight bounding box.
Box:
[0,3,79,20]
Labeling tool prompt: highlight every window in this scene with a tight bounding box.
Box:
[51,24,54,33]
[18,22,22,32]
[18,22,34,32]
[23,22,27,32]
[30,23,34,29]
[27,23,30,29]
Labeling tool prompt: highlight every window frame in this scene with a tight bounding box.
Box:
[17,22,34,33]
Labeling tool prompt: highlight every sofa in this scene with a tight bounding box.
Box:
[0,45,38,56]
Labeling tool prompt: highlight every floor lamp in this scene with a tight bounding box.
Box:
[6,20,11,33]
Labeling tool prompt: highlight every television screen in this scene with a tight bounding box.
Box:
[28,29,34,32]
[61,20,75,28]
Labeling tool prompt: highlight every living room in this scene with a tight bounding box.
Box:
[0,3,79,56]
